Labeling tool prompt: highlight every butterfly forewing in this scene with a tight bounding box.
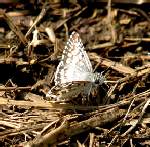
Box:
[54,32,93,85]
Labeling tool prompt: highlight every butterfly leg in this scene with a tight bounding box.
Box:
[81,83,93,104]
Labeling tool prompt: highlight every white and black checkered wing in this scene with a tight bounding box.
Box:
[46,32,104,101]
[54,31,93,85]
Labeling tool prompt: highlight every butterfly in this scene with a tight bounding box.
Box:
[46,31,104,101]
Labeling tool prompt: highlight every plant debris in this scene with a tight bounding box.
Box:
[0,1,150,146]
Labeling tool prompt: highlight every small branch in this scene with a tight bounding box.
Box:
[25,108,125,146]
[121,98,150,137]
[3,12,27,45]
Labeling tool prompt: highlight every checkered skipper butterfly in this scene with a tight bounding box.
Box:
[46,32,104,101]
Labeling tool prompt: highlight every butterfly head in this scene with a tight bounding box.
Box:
[94,72,105,85]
